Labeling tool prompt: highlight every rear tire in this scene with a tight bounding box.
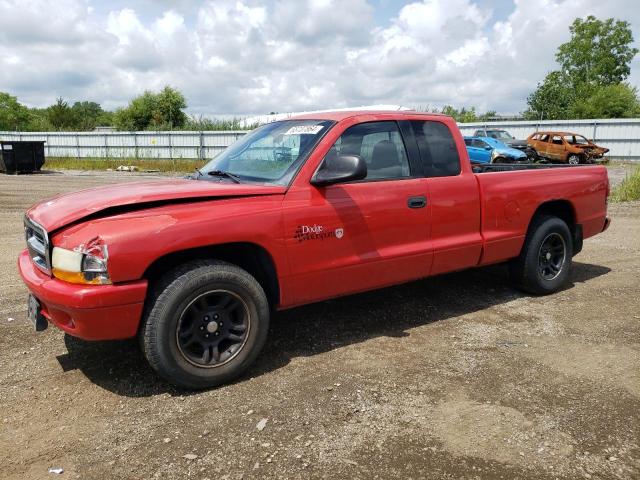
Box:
[140,260,270,389]
[568,154,581,165]
[509,215,573,295]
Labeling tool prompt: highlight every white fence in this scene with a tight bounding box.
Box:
[0,131,248,160]
[1,117,639,161]
[458,118,640,160]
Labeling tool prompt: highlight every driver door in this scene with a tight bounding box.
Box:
[281,121,432,306]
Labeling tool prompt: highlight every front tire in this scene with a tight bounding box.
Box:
[509,215,573,295]
[141,260,270,389]
[568,154,581,165]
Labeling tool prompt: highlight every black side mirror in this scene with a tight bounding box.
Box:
[484,145,492,151]
[311,154,367,186]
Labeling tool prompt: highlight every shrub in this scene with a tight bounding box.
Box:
[611,166,640,202]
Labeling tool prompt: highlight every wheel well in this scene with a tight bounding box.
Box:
[529,200,582,254]
[143,243,280,309]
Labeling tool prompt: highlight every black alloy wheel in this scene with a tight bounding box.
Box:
[176,290,250,367]
[537,232,566,281]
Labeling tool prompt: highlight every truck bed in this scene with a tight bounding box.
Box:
[473,164,609,265]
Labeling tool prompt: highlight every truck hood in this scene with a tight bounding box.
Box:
[27,179,287,232]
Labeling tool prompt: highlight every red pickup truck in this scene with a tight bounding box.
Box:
[19,111,610,389]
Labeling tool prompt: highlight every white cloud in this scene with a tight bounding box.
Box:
[0,0,638,115]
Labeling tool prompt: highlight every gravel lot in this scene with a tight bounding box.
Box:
[0,168,638,480]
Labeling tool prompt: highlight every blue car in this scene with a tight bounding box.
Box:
[464,136,528,164]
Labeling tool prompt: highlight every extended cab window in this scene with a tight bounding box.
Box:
[410,121,461,177]
[327,121,410,180]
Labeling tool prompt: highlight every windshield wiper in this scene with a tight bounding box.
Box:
[207,170,241,183]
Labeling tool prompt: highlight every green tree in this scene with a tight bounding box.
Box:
[441,105,479,123]
[70,101,112,130]
[526,16,639,119]
[155,86,187,128]
[524,71,575,120]
[557,16,638,86]
[572,83,640,118]
[114,91,156,130]
[114,86,187,131]
[0,92,30,130]
[25,108,53,131]
[47,97,76,130]
[478,110,498,121]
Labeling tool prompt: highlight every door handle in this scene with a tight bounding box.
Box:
[407,196,427,209]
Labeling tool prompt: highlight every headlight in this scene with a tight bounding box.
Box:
[51,239,111,285]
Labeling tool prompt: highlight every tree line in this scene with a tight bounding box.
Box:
[0,86,248,132]
[0,15,638,131]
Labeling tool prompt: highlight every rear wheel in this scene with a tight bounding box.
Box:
[510,215,573,295]
[568,154,581,165]
[141,260,270,389]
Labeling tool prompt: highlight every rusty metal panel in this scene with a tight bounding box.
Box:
[4,121,637,160]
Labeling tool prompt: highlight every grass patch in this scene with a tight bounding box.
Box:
[611,166,640,202]
[45,157,206,173]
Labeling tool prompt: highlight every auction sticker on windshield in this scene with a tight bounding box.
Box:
[284,125,324,135]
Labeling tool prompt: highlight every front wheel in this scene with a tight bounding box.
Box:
[568,154,581,165]
[141,260,270,389]
[509,215,573,295]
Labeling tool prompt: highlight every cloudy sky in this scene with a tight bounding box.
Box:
[0,0,639,116]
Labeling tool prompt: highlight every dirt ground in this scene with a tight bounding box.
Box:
[0,168,638,480]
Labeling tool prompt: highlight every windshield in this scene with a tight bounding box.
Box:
[200,119,334,185]
[488,130,514,140]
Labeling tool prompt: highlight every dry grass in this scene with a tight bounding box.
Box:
[611,166,640,202]
[44,157,206,173]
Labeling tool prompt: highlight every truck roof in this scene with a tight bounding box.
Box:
[288,110,448,122]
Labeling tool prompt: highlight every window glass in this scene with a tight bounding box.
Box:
[540,134,550,142]
[411,121,461,177]
[464,138,473,146]
[552,135,563,145]
[326,121,410,180]
[202,119,333,185]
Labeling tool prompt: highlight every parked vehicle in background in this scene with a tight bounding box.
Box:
[19,111,610,389]
[527,132,609,164]
[464,136,528,164]
[473,128,537,160]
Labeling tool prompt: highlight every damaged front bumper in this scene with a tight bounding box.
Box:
[18,249,147,340]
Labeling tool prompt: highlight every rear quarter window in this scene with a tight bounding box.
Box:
[411,121,461,177]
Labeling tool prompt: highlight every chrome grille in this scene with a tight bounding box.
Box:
[24,216,51,275]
